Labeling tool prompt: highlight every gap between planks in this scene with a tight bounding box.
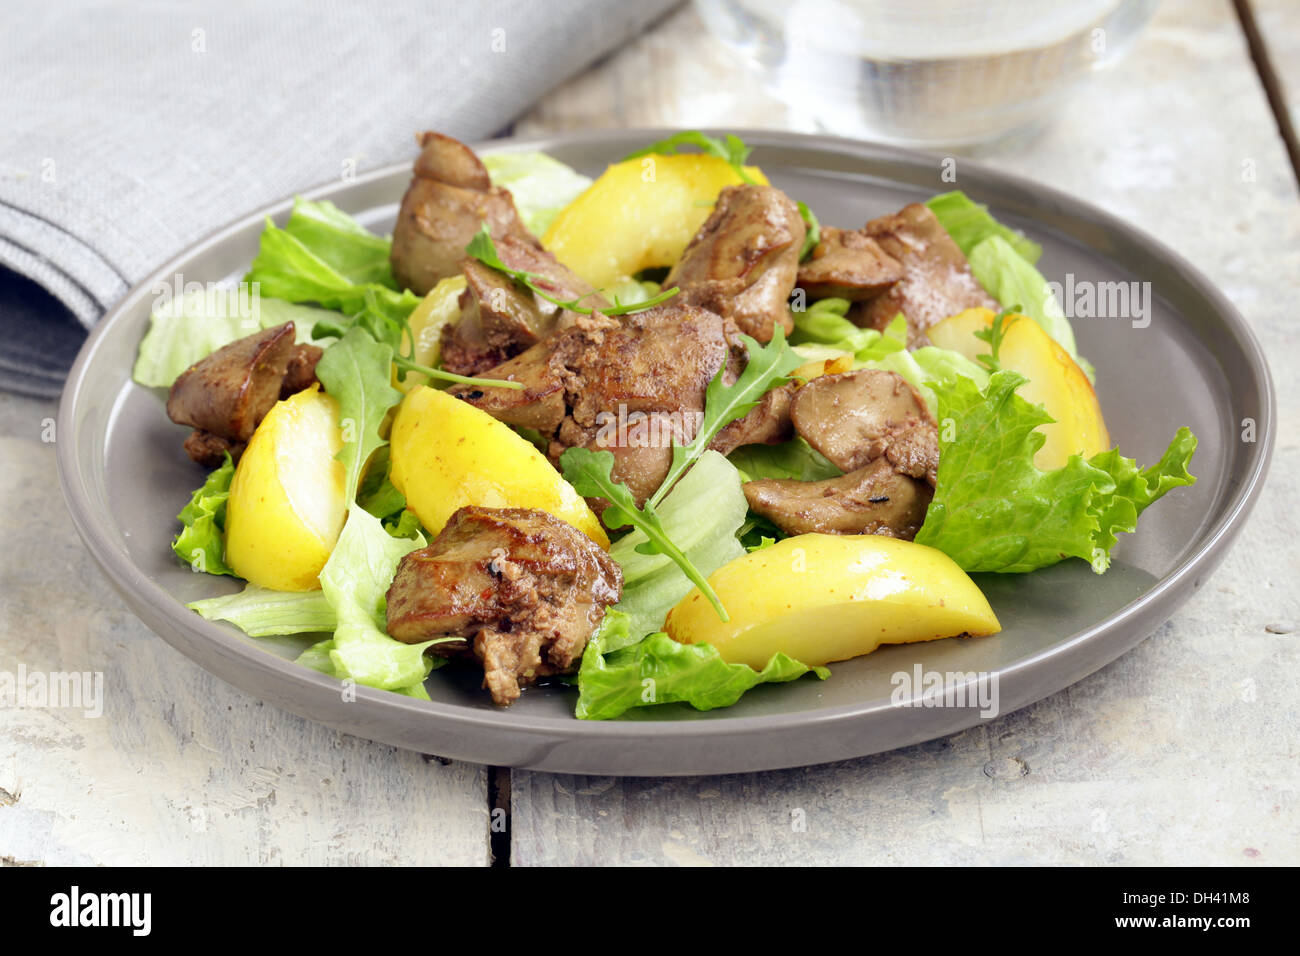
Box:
[1233,0,1300,188]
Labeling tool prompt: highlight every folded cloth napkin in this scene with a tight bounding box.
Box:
[0,0,677,397]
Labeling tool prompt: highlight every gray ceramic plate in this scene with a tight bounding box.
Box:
[57,130,1273,775]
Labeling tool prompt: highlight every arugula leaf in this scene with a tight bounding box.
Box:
[648,324,802,508]
[574,611,829,720]
[312,325,454,691]
[914,371,1197,573]
[610,450,747,641]
[972,308,1019,373]
[464,225,679,316]
[356,445,405,521]
[560,447,730,622]
[622,131,756,184]
[295,637,437,699]
[314,327,403,502]
[172,452,236,576]
[796,200,820,261]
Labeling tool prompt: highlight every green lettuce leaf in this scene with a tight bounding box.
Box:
[383,509,423,540]
[189,585,336,636]
[134,295,334,389]
[575,611,829,720]
[295,637,433,700]
[610,450,748,641]
[136,197,406,388]
[482,151,593,236]
[275,198,395,286]
[311,319,442,692]
[790,296,987,416]
[914,370,1197,573]
[319,507,441,690]
[926,190,1042,264]
[790,297,906,361]
[729,437,841,483]
[172,453,236,576]
[865,345,989,417]
[967,235,1091,379]
[1088,429,1198,556]
[245,198,419,326]
[926,190,1090,379]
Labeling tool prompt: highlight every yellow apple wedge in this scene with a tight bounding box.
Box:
[396,275,466,392]
[224,385,347,591]
[388,385,608,548]
[541,154,768,290]
[927,307,1110,469]
[791,351,854,383]
[665,535,1000,669]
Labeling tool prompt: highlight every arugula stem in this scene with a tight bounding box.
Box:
[638,522,730,623]
[392,355,524,390]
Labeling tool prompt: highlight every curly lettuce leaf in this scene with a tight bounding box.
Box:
[915,370,1196,573]
[575,611,829,720]
[137,198,406,388]
[245,198,419,326]
[275,198,395,286]
[790,297,906,361]
[926,190,1042,264]
[172,453,236,576]
[791,297,987,415]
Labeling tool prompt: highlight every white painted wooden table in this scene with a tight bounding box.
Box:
[2,0,1296,866]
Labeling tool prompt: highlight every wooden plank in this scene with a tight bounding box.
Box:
[508,0,1300,865]
[0,393,490,866]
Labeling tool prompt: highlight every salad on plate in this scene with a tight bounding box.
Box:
[136,130,1197,719]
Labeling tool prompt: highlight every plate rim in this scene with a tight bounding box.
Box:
[56,128,1276,756]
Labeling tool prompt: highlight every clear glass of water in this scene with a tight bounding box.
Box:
[695,0,1159,148]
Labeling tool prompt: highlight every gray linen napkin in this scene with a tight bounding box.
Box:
[0,0,677,397]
